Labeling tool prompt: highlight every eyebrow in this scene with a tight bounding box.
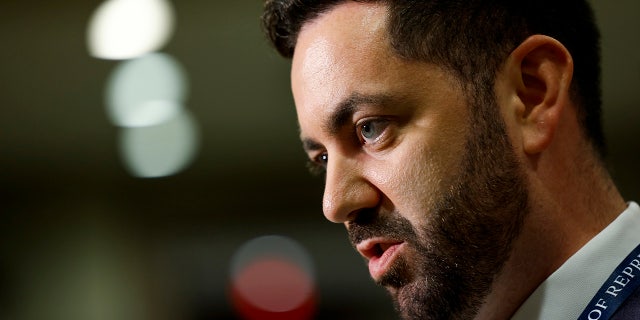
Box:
[302,138,324,152]
[301,92,391,153]
[325,93,390,134]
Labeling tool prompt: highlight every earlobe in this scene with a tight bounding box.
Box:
[507,35,574,155]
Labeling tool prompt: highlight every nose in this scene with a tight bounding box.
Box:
[322,153,380,223]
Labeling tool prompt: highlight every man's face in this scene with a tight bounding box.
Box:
[291,3,529,319]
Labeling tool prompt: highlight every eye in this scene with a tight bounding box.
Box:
[306,152,328,176]
[358,119,389,144]
[315,152,328,165]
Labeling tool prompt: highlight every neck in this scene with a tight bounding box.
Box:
[474,139,626,319]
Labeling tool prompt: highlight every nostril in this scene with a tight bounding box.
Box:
[350,207,378,225]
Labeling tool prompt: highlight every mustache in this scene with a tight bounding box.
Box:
[347,210,417,246]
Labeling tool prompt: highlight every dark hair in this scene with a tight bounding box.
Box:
[262,0,605,157]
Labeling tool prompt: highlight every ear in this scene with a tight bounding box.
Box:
[502,35,574,155]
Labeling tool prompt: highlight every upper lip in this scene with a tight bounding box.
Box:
[356,237,404,260]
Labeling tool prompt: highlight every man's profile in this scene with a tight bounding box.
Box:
[261,1,640,319]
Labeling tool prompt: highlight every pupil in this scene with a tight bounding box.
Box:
[362,123,373,138]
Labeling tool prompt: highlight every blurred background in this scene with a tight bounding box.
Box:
[0,0,638,319]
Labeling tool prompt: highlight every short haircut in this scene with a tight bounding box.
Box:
[261,0,605,157]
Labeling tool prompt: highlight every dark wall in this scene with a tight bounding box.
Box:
[0,1,638,319]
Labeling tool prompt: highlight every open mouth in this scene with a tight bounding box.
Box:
[356,238,405,280]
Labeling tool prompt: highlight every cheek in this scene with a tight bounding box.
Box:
[369,121,468,227]
[369,140,444,225]
[399,146,442,224]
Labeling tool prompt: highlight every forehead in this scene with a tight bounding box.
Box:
[290,2,465,146]
[293,2,389,61]
[290,3,402,129]
[292,4,391,98]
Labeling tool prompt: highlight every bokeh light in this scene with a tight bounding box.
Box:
[87,0,175,60]
[119,110,199,178]
[105,53,187,128]
[230,235,317,320]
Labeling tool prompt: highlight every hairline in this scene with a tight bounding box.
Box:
[267,0,606,160]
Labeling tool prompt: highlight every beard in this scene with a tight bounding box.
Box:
[347,89,529,320]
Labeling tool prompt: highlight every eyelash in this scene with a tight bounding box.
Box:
[356,118,390,145]
[306,153,328,176]
[305,118,391,176]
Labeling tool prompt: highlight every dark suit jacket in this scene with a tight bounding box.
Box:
[612,286,640,320]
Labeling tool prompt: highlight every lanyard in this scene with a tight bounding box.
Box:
[577,243,640,320]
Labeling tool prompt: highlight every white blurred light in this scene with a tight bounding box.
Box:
[230,235,316,315]
[87,0,175,60]
[106,53,187,127]
[120,110,199,178]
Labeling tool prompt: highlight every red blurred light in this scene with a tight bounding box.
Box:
[230,258,316,320]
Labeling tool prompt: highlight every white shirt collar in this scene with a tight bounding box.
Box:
[511,202,640,320]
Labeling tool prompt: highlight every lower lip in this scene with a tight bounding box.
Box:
[368,243,405,280]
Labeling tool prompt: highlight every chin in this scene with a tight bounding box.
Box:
[390,279,431,320]
[388,277,480,320]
